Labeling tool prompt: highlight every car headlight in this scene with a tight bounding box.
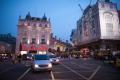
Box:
[48,63,52,67]
[34,64,39,68]
[50,59,53,62]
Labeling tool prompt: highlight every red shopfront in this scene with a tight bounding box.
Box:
[20,44,48,54]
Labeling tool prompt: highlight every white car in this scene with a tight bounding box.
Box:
[31,54,52,72]
[49,55,60,64]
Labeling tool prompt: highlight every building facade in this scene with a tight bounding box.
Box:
[71,0,120,54]
[118,10,120,23]
[0,33,16,54]
[16,12,52,55]
[0,41,12,55]
[50,36,66,52]
[70,29,78,46]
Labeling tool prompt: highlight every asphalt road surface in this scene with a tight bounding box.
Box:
[0,58,120,80]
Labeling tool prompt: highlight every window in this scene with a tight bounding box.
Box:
[101,3,104,8]
[39,24,42,27]
[33,23,36,27]
[106,23,113,35]
[22,38,27,44]
[28,22,30,26]
[92,20,95,28]
[84,22,87,31]
[93,30,96,34]
[104,13,113,23]
[41,39,46,44]
[22,30,27,36]
[31,38,36,44]
[41,35,46,44]
[110,4,114,9]
[45,24,47,27]
[106,23,113,32]
[104,13,114,36]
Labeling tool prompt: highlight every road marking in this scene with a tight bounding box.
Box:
[61,63,88,80]
[0,66,16,74]
[51,71,55,80]
[71,62,91,70]
[17,68,31,80]
[88,65,101,80]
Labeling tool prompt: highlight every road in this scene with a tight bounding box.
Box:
[0,58,120,80]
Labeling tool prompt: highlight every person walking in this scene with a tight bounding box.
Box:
[18,54,22,63]
[112,51,117,64]
[12,54,16,64]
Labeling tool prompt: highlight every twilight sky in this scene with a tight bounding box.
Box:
[0,0,120,41]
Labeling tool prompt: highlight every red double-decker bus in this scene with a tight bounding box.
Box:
[80,48,90,58]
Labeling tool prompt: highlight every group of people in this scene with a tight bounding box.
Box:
[103,51,120,64]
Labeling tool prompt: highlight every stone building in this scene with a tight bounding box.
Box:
[0,33,16,54]
[16,12,52,55]
[71,0,120,55]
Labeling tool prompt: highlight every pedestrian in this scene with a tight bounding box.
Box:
[112,51,117,64]
[0,55,2,62]
[12,54,15,64]
[18,54,22,63]
[69,55,72,60]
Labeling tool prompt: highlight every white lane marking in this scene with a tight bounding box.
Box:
[71,62,91,70]
[88,65,101,80]
[61,63,88,80]
[0,66,16,74]
[51,71,55,80]
[17,68,31,80]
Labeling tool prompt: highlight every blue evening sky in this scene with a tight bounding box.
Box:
[0,0,120,41]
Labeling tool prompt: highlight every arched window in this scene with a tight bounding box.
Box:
[104,13,113,23]
[45,24,47,27]
[104,13,113,36]
[39,24,42,27]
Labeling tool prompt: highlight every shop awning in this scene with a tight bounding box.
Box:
[29,44,37,51]
[21,44,28,51]
[38,45,48,51]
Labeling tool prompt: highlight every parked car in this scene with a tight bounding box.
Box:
[49,55,60,64]
[26,53,33,60]
[21,53,33,66]
[22,53,33,60]
[31,54,52,72]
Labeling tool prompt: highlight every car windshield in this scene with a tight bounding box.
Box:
[34,55,49,60]
[49,55,57,58]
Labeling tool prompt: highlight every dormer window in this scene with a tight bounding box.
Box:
[39,24,42,27]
